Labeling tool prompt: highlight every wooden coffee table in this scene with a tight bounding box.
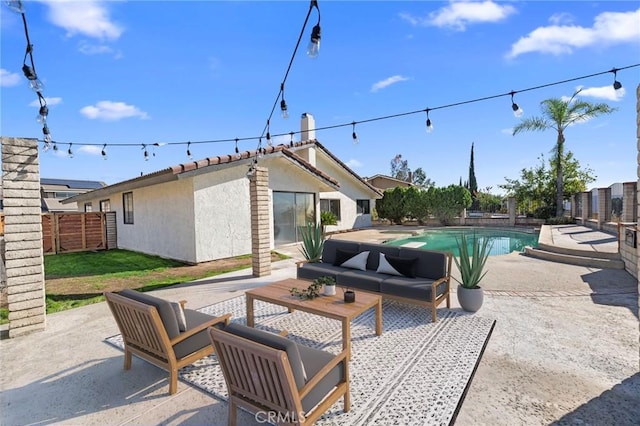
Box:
[246,278,383,359]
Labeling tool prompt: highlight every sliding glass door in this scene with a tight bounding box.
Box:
[273,192,315,246]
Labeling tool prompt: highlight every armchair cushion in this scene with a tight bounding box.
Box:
[223,323,308,389]
[119,289,180,339]
[298,344,346,413]
[173,309,220,359]
[171,302,187,332]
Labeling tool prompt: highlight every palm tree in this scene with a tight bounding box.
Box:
[512,90,615,217]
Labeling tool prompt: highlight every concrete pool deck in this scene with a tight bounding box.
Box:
[1,224,638,425]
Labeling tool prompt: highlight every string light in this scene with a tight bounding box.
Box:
[30,63,639,158]
[52,141,58,152]
[234,138,241,160]
[266,120,272,146]
[510,91,523,117]
[101,144,107,160]
[307,1,321,58]
[351,122,359,144]
[67,143,73,158]
[289,131,295,148]
[611,68,622,90]
[425,109,433,133]
[186,141,193,160]
[280,84,289,119]
[7,0,52,148]
[142,144,149,161]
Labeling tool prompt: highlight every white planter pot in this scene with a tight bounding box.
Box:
[324,285,336,296]
[457,285,484,312]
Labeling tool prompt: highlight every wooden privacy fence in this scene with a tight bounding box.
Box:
[42,211,117,254]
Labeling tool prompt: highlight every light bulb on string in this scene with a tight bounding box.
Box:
[257,138,264,160]
[351,122,359,145]
[510,92,523,117]
[22,64,44,92]
[234,138,241,160]
[67,143,73,158]
[5,0,25,13]
[289,131,295,148]
[37,104,48,124]
[186,141,193,160]
[425,109,433,133]
[101,144,107,160]
[307,24,321,58]
[611,68,622,90]
[142,144,149,161]
[266,120,272,146]
[280,84,289,119]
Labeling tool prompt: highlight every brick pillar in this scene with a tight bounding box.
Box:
[597,187,611,229]
[581,191,591,223]
[250,166,271,277]
[570,193,578,219]
[622,181,637,222]
[1,137,46,337]
[508,197,516,226]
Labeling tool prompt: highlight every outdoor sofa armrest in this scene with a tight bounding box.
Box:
[298,349,349,400]
[169,313,231,345]
[296,260,310,268]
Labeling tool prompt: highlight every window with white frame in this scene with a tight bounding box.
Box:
[356,199,370,215]
[320,199,341,220]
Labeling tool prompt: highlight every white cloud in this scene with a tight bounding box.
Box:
[29,97,63,107]
[78,145,102,155]
[578,85,626,102]
[501,128,513,135]
[80,101,149,121]
[346,159,362,169]
[371,75,410,92]
[508,8,640,58]
[548,12,574,26]
[78,41,122,58]
[400,1,516,31]
[41,0,123,40]
[1,68,21,87]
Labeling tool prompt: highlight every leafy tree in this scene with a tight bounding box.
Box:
[390,154,434,188]
[411,167,435,188]
[404,186,431,224]
[499,152,595,216]
[467,143,479,210]
[429,185,472,225]
[512,89,614,217]
[375,187,407,224]
[476,191,503,213]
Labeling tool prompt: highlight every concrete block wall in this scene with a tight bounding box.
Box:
[1,137,46,337]
[622,182,637,222]
[250,166,271,277]
[597,187,611,229]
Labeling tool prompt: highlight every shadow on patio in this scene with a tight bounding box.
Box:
[581,268,639,319]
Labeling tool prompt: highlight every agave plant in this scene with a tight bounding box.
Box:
[453,233,493,289]
[298,222,324,262]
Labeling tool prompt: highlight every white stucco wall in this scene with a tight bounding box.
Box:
[79,179,198,263]
[315,154,374,231]
[192,167,253,262]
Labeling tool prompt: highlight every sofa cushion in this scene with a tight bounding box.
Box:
[359,243,400,271]
[321,240,360,265]
[223,323,307,389]
[399,247,447,280]
[376,253,417,278]
[173,309,216,359]
[119,289,180,339]
[336,269,386,292]
[380,276,448,301]
[333,248,359,266]
[338,251,369,271]
[297,263,347,281]
[298,343,345,413]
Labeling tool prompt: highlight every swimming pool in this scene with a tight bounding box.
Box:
[385,227,539,256]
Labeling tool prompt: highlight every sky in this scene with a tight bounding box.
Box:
[1,0,639,195]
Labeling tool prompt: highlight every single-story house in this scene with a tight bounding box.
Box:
[63,114,382,264]
[40,178,106,212]
[364,174,413,192]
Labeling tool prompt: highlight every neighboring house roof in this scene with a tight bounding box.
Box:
[364,174,413,190]
[42,198,78,212]
[41,178,107,189]
[62,141,360,204]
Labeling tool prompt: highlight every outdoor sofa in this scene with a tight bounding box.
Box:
[296,239,452,322]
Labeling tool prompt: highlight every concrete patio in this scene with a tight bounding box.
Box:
[1,225,638,425]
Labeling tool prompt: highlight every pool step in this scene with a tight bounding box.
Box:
[524,247,624,269]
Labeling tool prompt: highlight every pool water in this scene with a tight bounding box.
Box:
[386,227,539,256]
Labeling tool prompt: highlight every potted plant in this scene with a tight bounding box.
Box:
[314,276,336,296]
[453,233,493,312]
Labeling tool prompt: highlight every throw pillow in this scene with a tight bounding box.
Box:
[377,253,417,278]
[339,251,370,271]
[170,302,187,332]
[333,248,359,266]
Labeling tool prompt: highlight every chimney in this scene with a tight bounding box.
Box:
[301,113,315,142]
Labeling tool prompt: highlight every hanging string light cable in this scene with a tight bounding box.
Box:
[5,0,52,147]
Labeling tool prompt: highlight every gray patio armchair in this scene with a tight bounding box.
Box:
[208,323,350,425]
[105,289,231,395]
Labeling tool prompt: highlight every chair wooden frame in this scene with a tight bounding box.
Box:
[105,291,230,394]
[208,327,350,426]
